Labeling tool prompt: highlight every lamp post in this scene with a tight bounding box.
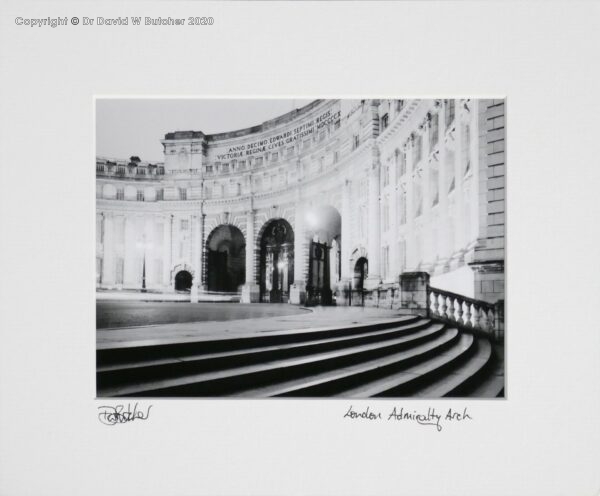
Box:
[137,236,151,293]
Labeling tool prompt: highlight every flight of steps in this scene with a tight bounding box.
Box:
[96,315,504,398]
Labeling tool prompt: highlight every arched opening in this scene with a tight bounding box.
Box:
[206,225,246,292]
[352,257,368,306]
[260,219,294,303]
[174,270,193,292]
[304,205,342,306]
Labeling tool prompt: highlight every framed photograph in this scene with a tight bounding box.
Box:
[1,1,598,495]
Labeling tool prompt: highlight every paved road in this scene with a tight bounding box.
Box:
[97,301,308,329]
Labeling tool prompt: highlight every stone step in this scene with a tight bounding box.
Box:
[96,315,421,367]
[97,319,439,390]
[334,333,475,398]
[99,323,451,397]
[463,348,505,398]
[233,328,460,398]
[413,338,492,397]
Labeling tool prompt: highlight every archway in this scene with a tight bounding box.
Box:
[304,205,342,305]
[352,257,368,306]
[259,219,294,303]
[206,225,246,292]
[174,270,193,292]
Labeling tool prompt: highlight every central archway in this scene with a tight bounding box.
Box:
[259,218,294,303]
[206,225,246,292]
[174,270,193,292]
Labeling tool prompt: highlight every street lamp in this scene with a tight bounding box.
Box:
[136,236,151,293]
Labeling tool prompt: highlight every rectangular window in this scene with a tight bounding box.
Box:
[222,163,229,173]
[382,246,389,280]
[399,239,406,273]
[353,134,360,150]
[205,165,213,173]
[396,149,406,178]
[463,124,471,174]
[413,134,422,165]
[333,150,339,164]
[116,188,124,200]
[398,192,407,225]
[179,187,187,200]
[271,152,278,162]
[180,219,189,231]
[446,99,455,130]
[383,199,390,231]
[256,156,263,166]
[156,189,164,201]
[429,113,439,150]
[381,113,389,130]
[383,163,389,186]
[286,146,294,157]
[137,190,144,201]
[238,160,246,170]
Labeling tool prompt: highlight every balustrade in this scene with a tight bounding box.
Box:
[427,285,503,340]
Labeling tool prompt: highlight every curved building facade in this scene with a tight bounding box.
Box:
[96,98,505,306]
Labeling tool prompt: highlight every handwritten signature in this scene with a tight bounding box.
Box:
[98,403,152,426]
[344,405,472,432]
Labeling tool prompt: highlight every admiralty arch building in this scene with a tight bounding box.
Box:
[96,99,505,308]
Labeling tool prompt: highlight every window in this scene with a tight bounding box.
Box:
[398,192,407,225]
[205,165,213,173]
[398,239,406,273]
[395,148,406,178]
[413,134,422,165]
[383,199,390,232]
[116,188,124,200]
[222,163,229,173]
[136,190,144,201]
[431,168,439,206]
[179,187,187,200]
[383,162,389,186]
[319,130,326,142]
[333,150,339,164]
[382,246,389,280]
[445,99,455,130]
[238,160,246,170]
[271,152,278,162]
[353,134,360,150]
[180,219,189,231]
[381,113,389,131]
[463,124,471,174]
[256,156,263,166]
[286,146,294,157]
[156,189,164,201]
[429,113,439,150]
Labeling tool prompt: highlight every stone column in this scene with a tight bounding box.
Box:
[336,178,352,305]
[453,106,465,265]
[241,208,260,303]
[162,214,172,290]
[289,195,306,305]
[190,213,200,302]
[365,148,381,289]
[123,215,136,288]
[101,212,115,286]
[144,215,155,290]
[405,137,416,270]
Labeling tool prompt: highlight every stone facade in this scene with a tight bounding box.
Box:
[96,99,505,306]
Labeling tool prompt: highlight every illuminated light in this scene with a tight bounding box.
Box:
[305,210,318,229]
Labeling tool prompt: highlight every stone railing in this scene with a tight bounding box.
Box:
[427,285,504,341]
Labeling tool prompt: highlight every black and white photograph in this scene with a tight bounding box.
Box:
[96,98,505,398]
[2,1,599,495]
